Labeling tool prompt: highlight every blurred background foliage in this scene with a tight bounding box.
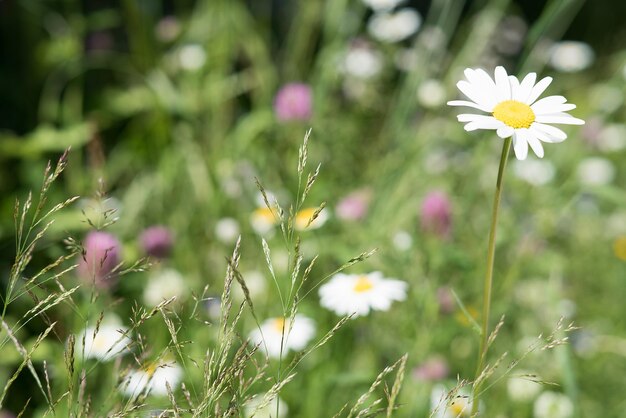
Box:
[0,0,625,417]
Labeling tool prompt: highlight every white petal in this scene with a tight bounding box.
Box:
[508,76,521,101]
[535,103,577,113]
[464,117,502,131]
[457,114,496,122]
[517,72,537,103]
[529,126,565,143]
[447,100,492,112]
[471,69,499,107]
[457,81,493,109]
[513,131,529,160]
[534,115,585,125]
[497,125,514,138]
[526,131,545,158]
[530,95,567,113]
[494,66,511,101]
[525,76,553,104]
[531,122,567,141]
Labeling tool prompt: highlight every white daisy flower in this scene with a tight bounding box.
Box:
[214,217,240,243]
[294,207,329,231]
[319,272,407,317]
[367,9,421,43]
[512,159,555,186]
[548,41,594,73]
[143,268,188,306]
[448,66,584,160]
[507,371,542,402]
[341,43,383,79]
[250,206,279,235]
[77,317,131,361]
[430,384,476,418]
[361,0,405,11]
[533,391,574,418]
[577,157,615,186]
[121,361,183,398]
[249,315,316,358]
[244,393,288,418]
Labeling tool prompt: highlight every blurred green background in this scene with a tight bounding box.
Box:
[0,0,625,417]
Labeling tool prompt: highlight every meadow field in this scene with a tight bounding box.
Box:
[1,0,625,417]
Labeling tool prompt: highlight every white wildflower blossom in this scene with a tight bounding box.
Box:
[244,393,288,418]
[513,159,556,186]
[507,372,542,402]
[368,9,421,43]
[319,272,407,317]
[121,361,183,398]
[143,268,187,306]
[77,317,131,361]
[448,66,584,160]
[548,41,594,73]
[361,0,405,11]
[577,157,615,186]
[249,315,316,358]
[533,391,574,418]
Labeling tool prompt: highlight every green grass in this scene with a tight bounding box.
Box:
[1,0,625,416]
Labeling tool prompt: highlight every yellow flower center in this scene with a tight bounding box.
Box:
[254,207,277,222]
[143,363,159,377]
[492,100,535,129]
[449,397,469,416]
[614,236,626,261]
[273,317,286,332]
[295,208,316,229]
[353,276,374,293]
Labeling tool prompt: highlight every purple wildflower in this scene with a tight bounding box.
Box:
[420,191,452,238]
[140,226,174,259]
[274,83,313,121]
[77,231,121,288]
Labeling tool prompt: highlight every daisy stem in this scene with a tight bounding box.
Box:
[472,136,512,416]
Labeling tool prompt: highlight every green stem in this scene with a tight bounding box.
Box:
[471,136,511,416]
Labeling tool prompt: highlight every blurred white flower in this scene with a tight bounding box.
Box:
[294,207,329,231]
[244,393,288,418]
[430,384,475,418]
[234,270,267,301]
[597,124,626,152]
[417,79,446,108]
[368,9,421,43]
[577,157,615,186]
[178,44,206,71]
[155,16,181,42]
[249,315,316,358]
[342,43,383,79]
[143,269,187,306]
[512,159,555,186]
[319,272,407,317]
[215,218,240,243]
[507,372,541,402]
[589,84,623,114]
[548,41,594,73]
[77,317,131,361]
[361,0,405,11]
[392,230,413,251]
[122,361,183,398]
[533,391,574,418]
[250,207,279,235]
[448,66,585,160]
